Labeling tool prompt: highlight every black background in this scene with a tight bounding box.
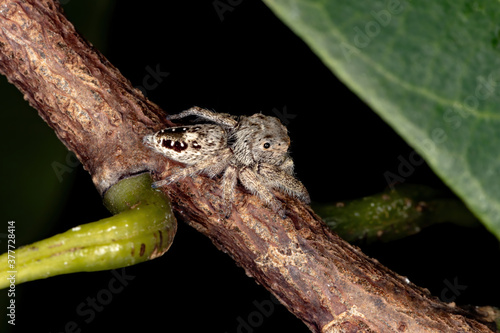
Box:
[10,1,500,332]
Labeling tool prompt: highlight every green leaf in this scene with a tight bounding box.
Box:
[263,0,500,240]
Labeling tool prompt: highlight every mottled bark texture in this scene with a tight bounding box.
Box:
[0,1,496,332]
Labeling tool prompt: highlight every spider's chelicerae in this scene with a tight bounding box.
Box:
[144,106,310,217]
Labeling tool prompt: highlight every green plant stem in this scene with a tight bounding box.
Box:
[313,184,479,243]
[0,173,176,289]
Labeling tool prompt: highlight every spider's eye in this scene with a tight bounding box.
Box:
[263,142,271,149]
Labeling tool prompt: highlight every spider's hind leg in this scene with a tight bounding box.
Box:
[152,149,232,188]
[168,106,238,128]
[220,165,238,218]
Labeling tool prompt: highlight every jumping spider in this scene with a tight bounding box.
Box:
[143,106,310,217]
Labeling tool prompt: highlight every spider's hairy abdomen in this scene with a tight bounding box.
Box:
[145,106,310,217]
[144,124,227,165]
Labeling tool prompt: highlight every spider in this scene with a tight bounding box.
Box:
[143,106,310,217]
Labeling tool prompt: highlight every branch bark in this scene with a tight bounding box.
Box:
[0,1,496,332]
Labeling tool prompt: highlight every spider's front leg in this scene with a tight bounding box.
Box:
[239,167,287,218]
[279,155,295,176]
[258,163,311,205]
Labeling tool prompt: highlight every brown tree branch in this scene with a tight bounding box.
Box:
[0,1,496,332]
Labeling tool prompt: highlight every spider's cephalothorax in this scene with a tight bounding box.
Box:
[144,106,310,217]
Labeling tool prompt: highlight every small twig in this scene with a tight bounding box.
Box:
[315,184,479,243]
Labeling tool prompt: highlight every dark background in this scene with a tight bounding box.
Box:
[5,1,500,332]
